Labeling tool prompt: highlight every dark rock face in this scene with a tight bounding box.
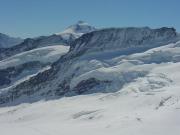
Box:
[0,27,178,106]
[0,61,47,88]
[55,80,70,96]
[73,78,111,94]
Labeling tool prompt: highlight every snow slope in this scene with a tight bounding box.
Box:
[0,61,180,135]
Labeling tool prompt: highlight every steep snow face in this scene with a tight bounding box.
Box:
[0,33,23,48]
[0,45,69,89]
[56,21,96,40]
[0,27,179,106]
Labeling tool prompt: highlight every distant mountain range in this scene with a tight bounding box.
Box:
[0,33,23,48]
[0,21,96,60]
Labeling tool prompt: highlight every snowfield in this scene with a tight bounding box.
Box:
[0,41,180,135]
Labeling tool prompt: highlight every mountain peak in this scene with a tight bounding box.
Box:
[55,21,96,40]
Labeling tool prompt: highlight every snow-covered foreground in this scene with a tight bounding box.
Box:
[0,60,180,135]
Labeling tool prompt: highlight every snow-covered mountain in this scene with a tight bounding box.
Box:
[0,33,23,48]
[0,26,180,135]
[56,21,96,40]
[0,26,179,105]
[0,21,96,60]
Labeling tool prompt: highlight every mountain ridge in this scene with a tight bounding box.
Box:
[0,21,96,60]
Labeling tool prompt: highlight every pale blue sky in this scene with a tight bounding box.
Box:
[0,0,179,38]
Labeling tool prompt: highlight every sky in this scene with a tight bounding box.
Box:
[0,0,180,38]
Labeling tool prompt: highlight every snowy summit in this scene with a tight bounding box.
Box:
[56,21,96,39]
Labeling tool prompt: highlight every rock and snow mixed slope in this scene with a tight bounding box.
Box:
[0,21,94,91]
[0,26,179,105]
[0,60,180,135]
[0,26,180,135]
[0,45,69,89]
